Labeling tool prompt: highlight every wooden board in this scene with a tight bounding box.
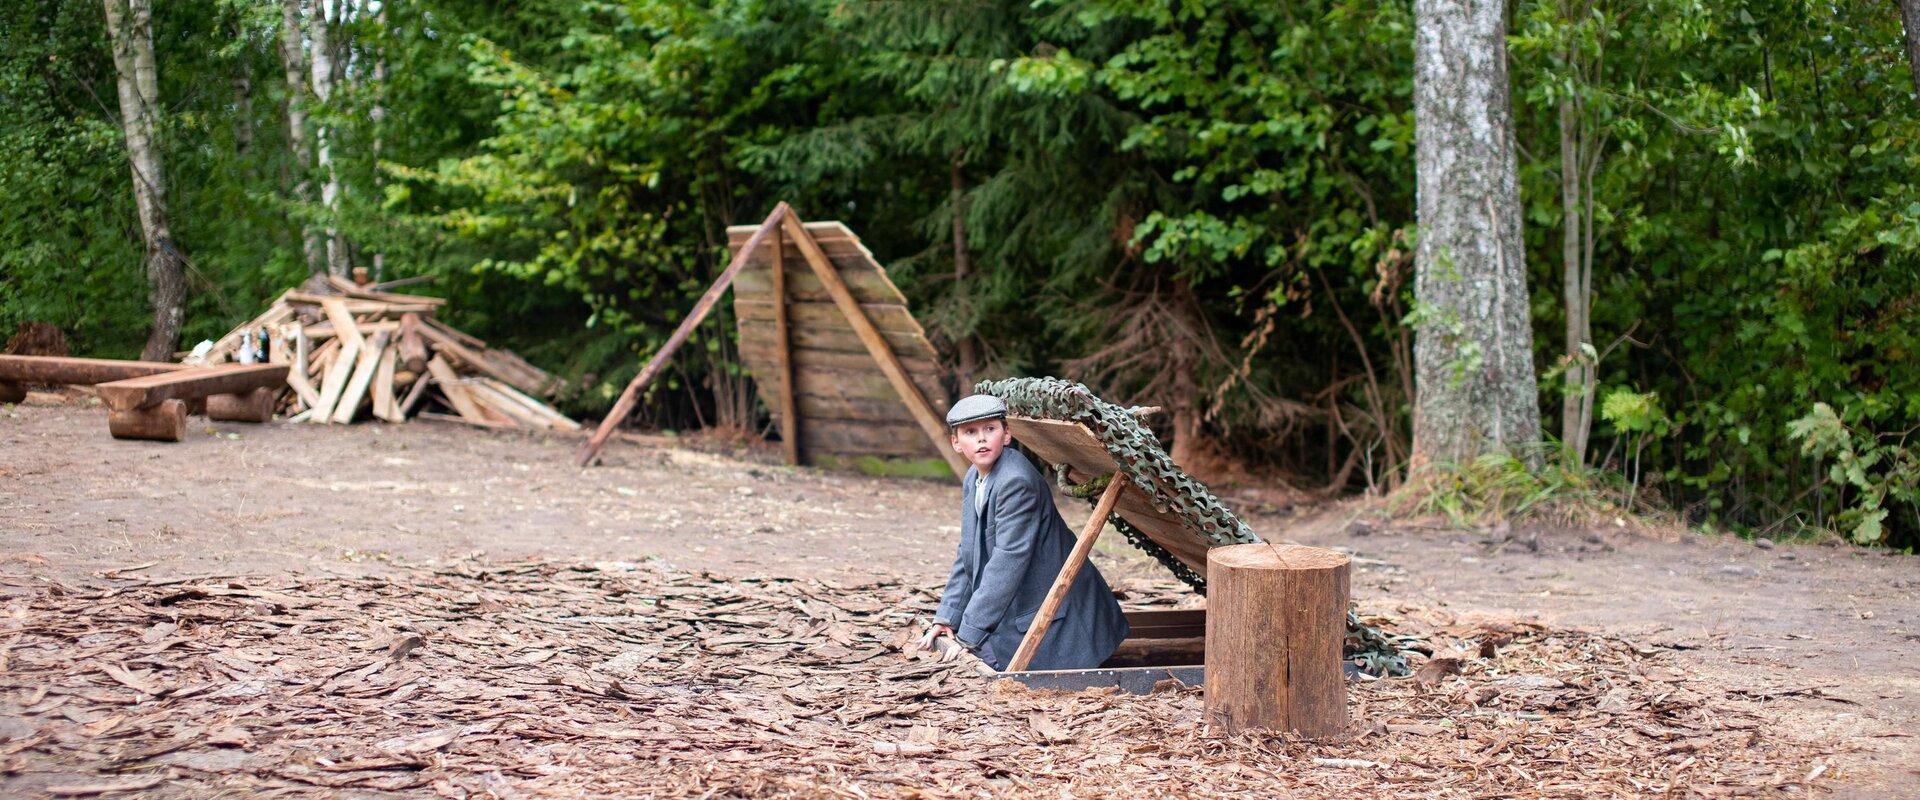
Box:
[95,364,289,412]
[1006,416,1221,580]
[728,220,951,463]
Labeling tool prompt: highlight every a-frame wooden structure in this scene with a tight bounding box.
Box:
[576,204,967,476]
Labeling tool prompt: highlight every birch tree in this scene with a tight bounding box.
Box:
[1410,0,1542,466]
[309,0,348,275]
[102,0,190,361]
[279,0,324,273]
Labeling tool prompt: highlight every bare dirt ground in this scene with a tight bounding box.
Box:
[3,396,1917,798]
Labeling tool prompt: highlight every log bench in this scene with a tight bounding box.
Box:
[0,356,287,441]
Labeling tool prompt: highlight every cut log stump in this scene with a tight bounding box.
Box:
[108,399,187,442]
[1203,543,1350,739]
[207,387,276,423]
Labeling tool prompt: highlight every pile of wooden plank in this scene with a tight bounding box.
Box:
[197,275,578,432]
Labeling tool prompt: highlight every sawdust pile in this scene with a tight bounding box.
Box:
[0,561,1836,798]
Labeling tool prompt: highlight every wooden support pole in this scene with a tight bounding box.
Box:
[575,202,791,466]
[780,212,969,478]
[1203,543,1350,739]
[207,387,276,422]
[1005,474,1129,672]
[108,398,187,441]
[771,227,800,466]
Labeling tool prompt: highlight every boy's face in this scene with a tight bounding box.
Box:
[950,418,1012,472]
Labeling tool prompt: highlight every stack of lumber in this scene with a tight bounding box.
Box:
[198,275,578,431]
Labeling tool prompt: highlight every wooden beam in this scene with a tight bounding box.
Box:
[1005,474,1128,672]
[308,335,362,422]
[286,325,320,410]
[0,355,189,386]
[372,345,400,422]
[780,212,967,478]
[95,364,289,412]
[319,298,365,351]
[425,354,488,423]
[331,331,389,424]
[575,202,791,466]
[772,226,800,466]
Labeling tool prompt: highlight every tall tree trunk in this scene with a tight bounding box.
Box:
[1901,0,1920,100]
[309,0,348,275]
[370,8,387,281]
[1410,0,1541,466]
[950,157,980,391]
[103,0,189,362]
[279,0,324,274]
[1557,93,1593,463]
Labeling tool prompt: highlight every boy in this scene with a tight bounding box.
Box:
[918,393,1129,671]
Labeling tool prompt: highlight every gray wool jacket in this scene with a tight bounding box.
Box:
[934,448,1129,672]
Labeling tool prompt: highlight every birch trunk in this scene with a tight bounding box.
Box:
[309,0,349,275]
[279,0,324,273]
[370,9,387,281]
[103,0,190,362]
[1410,0,1541,466]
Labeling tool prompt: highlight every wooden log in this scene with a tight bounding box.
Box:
[108,399,187,441]
[0,382,24,403]
[0,355,189,385]
[771,229,800,466]
[398,372,432,417]
[1203,543,1350,739]
[1006,475,1128,672]
[96,365,289,412]
[780,212,967,478]
[396,313,429,372]
[207,387,276,422]
[415,323,549,397]
[576,202,790,466]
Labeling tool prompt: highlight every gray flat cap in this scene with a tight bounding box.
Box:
[946,393,1007,428]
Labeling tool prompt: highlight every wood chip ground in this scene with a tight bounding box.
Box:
[0,561,1838,797]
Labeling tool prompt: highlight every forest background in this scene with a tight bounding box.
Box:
[3,0,1917,547]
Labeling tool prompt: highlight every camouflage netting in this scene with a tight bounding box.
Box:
[978,377,1258,593]
[981,376,1413,676]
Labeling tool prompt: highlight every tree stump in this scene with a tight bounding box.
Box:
[207,388,276,423]
[1203,543,1350,738]
[108,399,187,442]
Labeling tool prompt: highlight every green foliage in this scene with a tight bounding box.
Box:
[1788,402,1920,545]
[2,0,1915,547]
[1397,448,1639,529]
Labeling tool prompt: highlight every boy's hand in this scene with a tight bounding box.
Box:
[914,623,954,651]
